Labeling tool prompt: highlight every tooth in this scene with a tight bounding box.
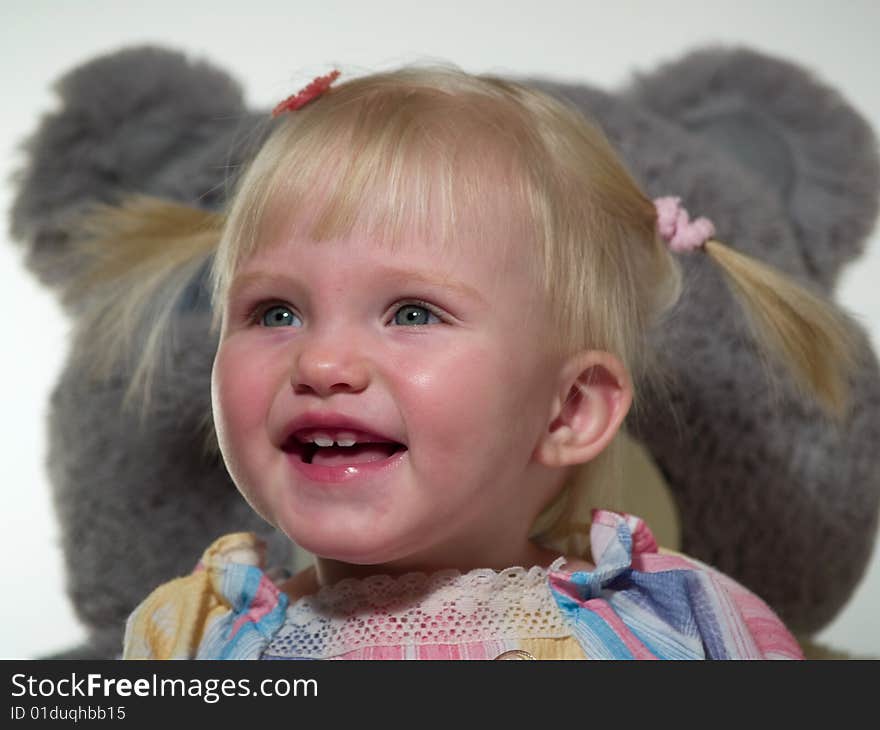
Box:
[297,429,363,447]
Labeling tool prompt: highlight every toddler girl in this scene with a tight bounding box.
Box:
[101,65,854,660]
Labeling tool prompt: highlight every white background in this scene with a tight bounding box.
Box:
[2,0,878,658]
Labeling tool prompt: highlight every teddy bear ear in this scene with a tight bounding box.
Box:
[8,45,264,300]
[624,45,880,292]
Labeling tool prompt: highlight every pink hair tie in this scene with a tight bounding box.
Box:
[653,196,715,253]
[271,70,341,117]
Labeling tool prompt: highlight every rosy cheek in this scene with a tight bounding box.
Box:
[212,347,263,444]
[400,347,497,443]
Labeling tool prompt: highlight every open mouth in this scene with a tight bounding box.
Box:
[282,438,407,466]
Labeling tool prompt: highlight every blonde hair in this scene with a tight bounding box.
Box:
[67,64,859,557]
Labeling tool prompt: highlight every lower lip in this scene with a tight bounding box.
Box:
[286,448,408,484]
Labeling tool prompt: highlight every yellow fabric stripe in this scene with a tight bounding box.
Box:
[518,636,588,660]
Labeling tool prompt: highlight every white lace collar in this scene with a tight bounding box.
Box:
[264,557,571,659]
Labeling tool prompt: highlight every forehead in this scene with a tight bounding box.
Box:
[236,207,536,301]
[262,143,532,251]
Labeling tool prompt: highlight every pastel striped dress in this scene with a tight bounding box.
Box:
[123,510,803,660]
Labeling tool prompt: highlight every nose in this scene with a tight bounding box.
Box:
[290,335,371,397]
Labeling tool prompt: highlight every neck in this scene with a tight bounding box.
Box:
[313,539,564,588]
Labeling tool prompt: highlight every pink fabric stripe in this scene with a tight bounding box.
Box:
[629,515,659,555]
[458,640,512,660]
[229,576,281,639]
[332,646,405,659]
[699,571,762,658]
[714,572,804,659]
[417,643,460,660]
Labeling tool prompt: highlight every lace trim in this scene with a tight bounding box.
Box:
[264,557,570,659]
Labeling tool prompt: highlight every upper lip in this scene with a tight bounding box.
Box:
[279,411,405,447]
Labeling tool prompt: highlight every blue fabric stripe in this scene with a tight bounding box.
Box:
[684,572,729,659]
[605,590,703,659]
[551,585,635,659]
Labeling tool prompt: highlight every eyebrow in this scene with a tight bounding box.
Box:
[227,266,486,304]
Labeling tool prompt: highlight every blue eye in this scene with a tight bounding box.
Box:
[393,303,441,326]
[260,304,301,327]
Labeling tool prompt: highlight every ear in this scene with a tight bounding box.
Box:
[534,351,633,468]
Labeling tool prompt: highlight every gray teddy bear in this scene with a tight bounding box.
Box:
[9,44,880,659]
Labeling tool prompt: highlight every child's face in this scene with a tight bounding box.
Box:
[211,213,565,570]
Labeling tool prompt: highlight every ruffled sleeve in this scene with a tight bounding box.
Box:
[123,533,288,660]
[548,510,804,660]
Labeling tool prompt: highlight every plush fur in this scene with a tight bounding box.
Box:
[9,45,880,658]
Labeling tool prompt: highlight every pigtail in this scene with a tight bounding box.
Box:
[702,238,858,421]
[66,196,223,427]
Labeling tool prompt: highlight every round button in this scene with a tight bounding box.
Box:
[493,650,536,660]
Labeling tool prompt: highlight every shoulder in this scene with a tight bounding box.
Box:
[548,510,803,660]
[122,533,278,659]
[657,547,805,660]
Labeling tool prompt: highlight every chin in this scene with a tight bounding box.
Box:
[286,523,420,567]
[277,520,377,563]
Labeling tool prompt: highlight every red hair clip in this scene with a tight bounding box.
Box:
[271,70,341,117]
